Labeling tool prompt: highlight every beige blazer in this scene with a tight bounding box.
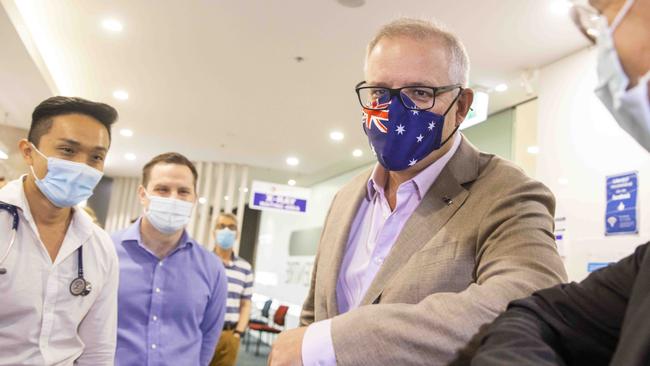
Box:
[300,136,567,365]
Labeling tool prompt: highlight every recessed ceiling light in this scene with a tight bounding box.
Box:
[550,0,573,15]
[352,149,363,157]
[124,153,136,161]
[113,90,129,100]
[286,157,299,166]
[527,146,540,154]
[224,195,230,201]
[198,197,207,204]
[336,0,366,8]
[120,128,134,137]
[330,131,344,141]
[239,187,249,193]
[494,83,508,92]
[287,179,296,186]
[102,19,123,32]
[0,149,8,160]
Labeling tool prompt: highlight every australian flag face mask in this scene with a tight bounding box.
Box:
[361,91,462,171]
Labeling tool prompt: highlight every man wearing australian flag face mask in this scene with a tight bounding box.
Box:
[111,152,228,366]
[473,1,650,365]
[0,96,120,365]
[269,18,567,366]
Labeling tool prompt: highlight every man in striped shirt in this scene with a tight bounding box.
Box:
[209,213,254,366]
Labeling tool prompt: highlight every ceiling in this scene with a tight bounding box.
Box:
[0,0,588,185]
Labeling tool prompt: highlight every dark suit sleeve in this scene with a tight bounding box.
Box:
[472,242,649,366]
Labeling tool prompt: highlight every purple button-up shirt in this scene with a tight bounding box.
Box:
[112,218,228,366]
[302,134,461,366]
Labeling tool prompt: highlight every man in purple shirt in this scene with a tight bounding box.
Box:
[269,18,567,366]
[112,152,228,366]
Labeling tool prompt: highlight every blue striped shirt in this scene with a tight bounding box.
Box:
[221,254,254,324]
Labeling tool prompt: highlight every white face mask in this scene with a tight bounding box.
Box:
[144,192,194,235]
[594,0,650,152]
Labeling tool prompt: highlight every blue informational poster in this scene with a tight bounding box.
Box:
[252,193,307,213]
[249,180,311,214]
[605,171,639,236]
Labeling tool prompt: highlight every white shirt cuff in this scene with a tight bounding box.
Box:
[301,319,336,366]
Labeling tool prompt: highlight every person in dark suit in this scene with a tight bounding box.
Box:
[472,0,650,365]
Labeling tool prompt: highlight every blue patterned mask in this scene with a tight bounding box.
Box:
[362,92,460,171]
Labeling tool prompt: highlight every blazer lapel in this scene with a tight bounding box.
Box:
[325,170,371,318]
[359,136,481,306]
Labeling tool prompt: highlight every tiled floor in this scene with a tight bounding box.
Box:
[235,335,270,366]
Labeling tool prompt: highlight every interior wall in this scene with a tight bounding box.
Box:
[536,48,650,281]
[253,164,370,327]
[463,108,514,160]
[0,124,28,181]
[87,176,113,227]
[513,99,539,177]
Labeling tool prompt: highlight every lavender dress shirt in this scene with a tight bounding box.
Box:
[112,218,228,366]
[302,134,461,365]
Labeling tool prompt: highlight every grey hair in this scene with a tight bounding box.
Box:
[366,18,470,86]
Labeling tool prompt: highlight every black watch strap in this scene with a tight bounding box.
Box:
[234,330,244,336]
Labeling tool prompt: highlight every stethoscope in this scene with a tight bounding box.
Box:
[0,202,92,296]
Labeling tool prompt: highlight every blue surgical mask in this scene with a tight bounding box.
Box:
[145,192,194,235]
[30,144,103,208]
[215,228,236,249]
[594,0,650,152]
[362,92,461,171]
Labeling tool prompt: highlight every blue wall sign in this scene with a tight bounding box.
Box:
[249,180,311,215]
[605,171,638,236]
[252,193,307,213]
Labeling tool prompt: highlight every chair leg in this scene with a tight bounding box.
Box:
[256,330,262,356]
[245,329,250,352]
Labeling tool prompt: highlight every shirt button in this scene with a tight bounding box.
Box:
[158,261,163,267]
[152,315,158,321]
[151,344,157,349]
[374,257,384,265]
[155,288,161,293]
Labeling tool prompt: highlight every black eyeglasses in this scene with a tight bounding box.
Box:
[216,223,237,231]
[355,81,462,111]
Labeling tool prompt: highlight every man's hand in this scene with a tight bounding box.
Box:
[267,326,307,366]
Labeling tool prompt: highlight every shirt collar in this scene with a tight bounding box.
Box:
[0,176,29,211]
[0,175,94,240]
[366,133,462,201]
[122,217,195,250]
[221,251,238,267]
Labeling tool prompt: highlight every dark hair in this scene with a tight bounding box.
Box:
[28,96,118,147]
[142,152,198,189]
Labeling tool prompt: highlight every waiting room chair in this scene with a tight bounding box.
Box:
[246,304,289,356]
[249,299,273,326]
[244,299,273,348]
